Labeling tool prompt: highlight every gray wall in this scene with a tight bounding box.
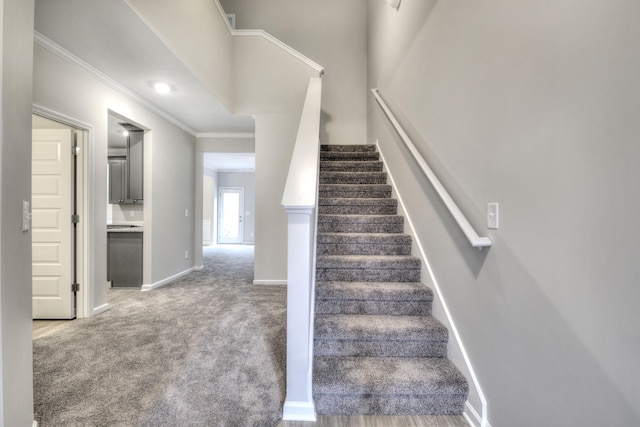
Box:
[0,0,35,425]
[220,0,368,144]
[368,1,640,426]
[33,42,196,305]
[218,172,255,244]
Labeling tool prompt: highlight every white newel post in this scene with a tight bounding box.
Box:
[282,206,317,421]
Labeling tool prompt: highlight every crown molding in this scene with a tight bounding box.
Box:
[34,31,197,136]
[196,132,255,139]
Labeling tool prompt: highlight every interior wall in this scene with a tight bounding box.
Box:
[220,0,368,144]
[203,168,217,245]
[253,113,299,284]
[218,172,255,244]
[368,1,640,426]
[0,0,36,425]
[33,43,196,308]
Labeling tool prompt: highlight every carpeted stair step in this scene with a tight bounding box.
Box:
[318,215,403,233]
[319,171,388,185]
[313,356,468,415]
[318,198,398,216]
[320,161,383,172]
[317,233,411,256]
[321,151,380,162]
[320,144,377,153]
[314,314,448,358]
[319,184,392,199]
[316,255,421,282]
[315,281,434,316]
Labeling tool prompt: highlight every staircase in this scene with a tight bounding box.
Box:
[313,144,468,415]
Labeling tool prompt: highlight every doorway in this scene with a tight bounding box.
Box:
[31,111,89,320]
[218,187,244,244]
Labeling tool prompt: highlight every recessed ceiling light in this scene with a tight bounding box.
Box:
[121,130,129,136]
[153,82,172,94]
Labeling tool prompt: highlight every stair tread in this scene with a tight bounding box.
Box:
[317,255,421,268]
[321,144,377,152]
[316,281,433,301]
[319,198,397,205]
[315,314,447,341]
[318,214,403,222]
[318,233,412,243]
[314,356,468,395]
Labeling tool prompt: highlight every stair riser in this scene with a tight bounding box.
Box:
[321,152,380,161]
[318,223,404,233]
[315,300,432,316]
[318,205,397,215]
[317,269,421,283]
[314,340,447,358]
[320,176,388,185]
[319,188,392,199]
[320,145,377,153]
[318,244,411,256]
[314,395,467,416]
[320,162,383,172]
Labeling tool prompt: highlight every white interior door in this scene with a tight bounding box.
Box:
[218,188,244,244]
[32,129,75,319]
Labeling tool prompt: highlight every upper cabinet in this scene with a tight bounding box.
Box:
[108,113,144,204]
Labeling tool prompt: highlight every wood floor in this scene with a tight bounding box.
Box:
[32,288,140,339]
[276,415,469,427]
[33,289,470,427]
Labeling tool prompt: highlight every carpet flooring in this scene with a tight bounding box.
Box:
[33,245,286,427]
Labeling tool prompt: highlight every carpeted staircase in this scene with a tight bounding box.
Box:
[313,144,469,415]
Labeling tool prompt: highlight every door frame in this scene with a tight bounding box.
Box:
[33,105,92,318]
[218,187,244,244]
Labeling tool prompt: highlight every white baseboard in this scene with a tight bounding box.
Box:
[194,265,204,271]
[33,420,38,427]
[464,400,491,427]
[253,279,287,286]
[282,400,316,421]
[92,303,109,316]
[141,267,195,292]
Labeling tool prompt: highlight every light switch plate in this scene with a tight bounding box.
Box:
[487,203,499,230]
[22,201,31,232]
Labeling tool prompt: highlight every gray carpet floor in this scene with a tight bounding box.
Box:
[33,245,286,427]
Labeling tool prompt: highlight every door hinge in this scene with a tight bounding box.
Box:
[72,145,80,156]
[71,282,80,293]
[72,214,80,224]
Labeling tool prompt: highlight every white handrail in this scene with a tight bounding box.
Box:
[212,0,324,76]
[372,89,492,249]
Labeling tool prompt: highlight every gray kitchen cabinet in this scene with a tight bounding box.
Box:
[108,158,127,204]
[107,231,143,287]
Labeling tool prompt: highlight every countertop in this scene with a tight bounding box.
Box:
[107,223,144,233]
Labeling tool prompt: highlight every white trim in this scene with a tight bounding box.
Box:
[464,400,491,427]
[377,141,490,427]
[252,280,287,286]
[232,30,324,76]
[92,303,109,316]
[33,421,38,427]
[211,0,324,76]
[194,265,204,271]
[282,401,316,422]
[141,267,195,292]
[196,132,255,139]
[32,105,93,319]
[33,31,197,136]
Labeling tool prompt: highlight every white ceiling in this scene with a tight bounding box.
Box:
[34,0,255,135]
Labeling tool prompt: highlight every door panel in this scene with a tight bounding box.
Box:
[218,188,244,244]
[32,129,75,319]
